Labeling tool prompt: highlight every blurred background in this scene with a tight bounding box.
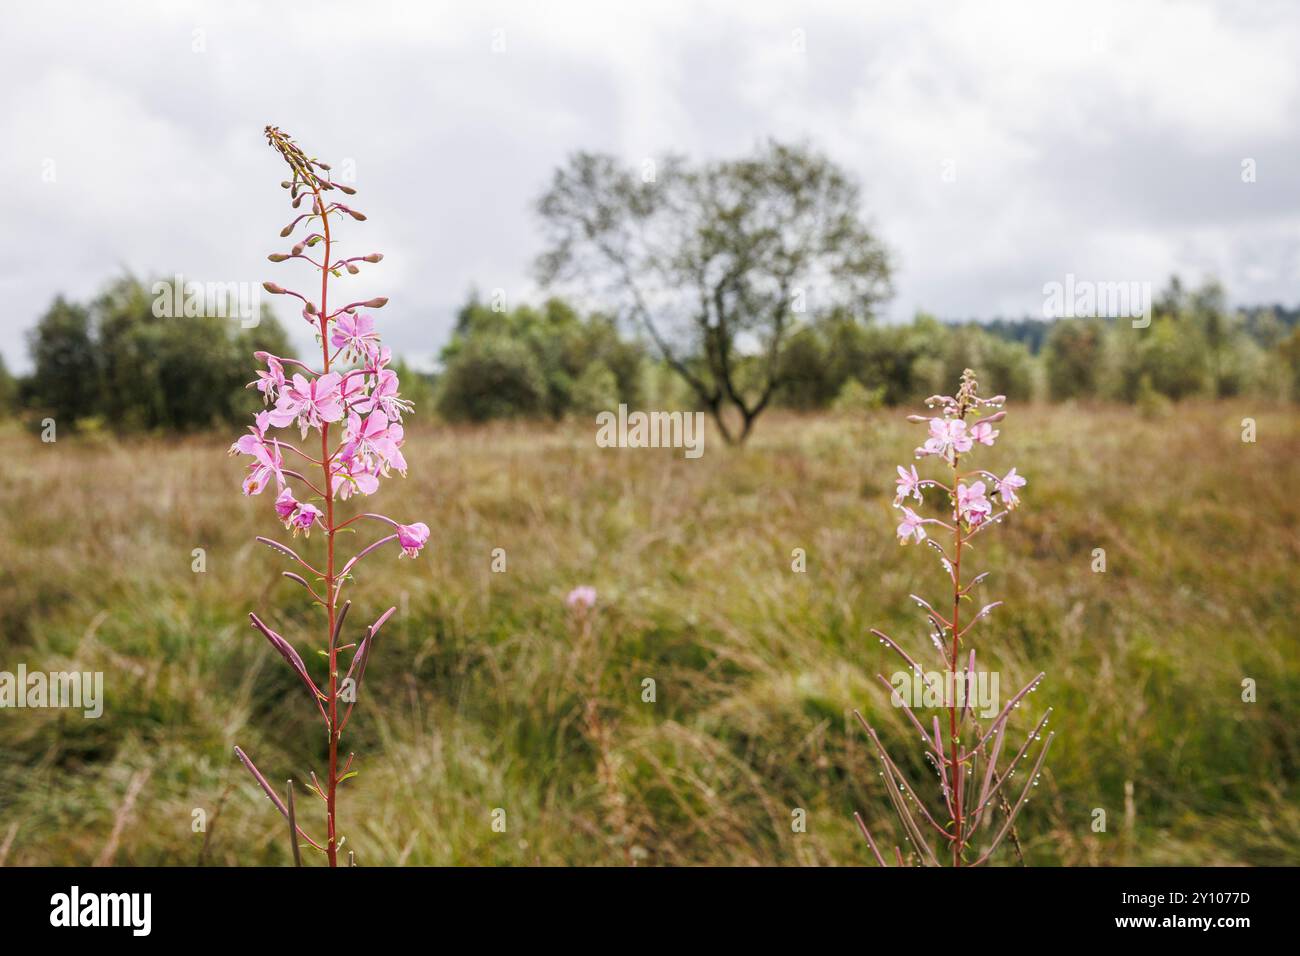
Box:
[0,0,1297,865]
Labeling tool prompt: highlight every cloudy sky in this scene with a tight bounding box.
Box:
[2,0,1297,371]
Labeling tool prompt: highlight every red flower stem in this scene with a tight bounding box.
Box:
[950,451,964,866]
[311,183,340,869]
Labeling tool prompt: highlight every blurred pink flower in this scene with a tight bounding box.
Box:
[566,585,597,609]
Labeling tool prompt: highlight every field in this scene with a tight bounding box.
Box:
[1,403,1297,866]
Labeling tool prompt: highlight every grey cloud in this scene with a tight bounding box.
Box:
[2,0,1297,372]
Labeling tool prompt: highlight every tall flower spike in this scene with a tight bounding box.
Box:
[857,371,1052,866]
[232,127,426,867]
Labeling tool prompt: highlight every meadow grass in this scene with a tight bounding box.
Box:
[0,403,1297,865]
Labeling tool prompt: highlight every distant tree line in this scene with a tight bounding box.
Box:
[778,278,1300,410]
[6,273,1299,435]
[434,276,1300,422]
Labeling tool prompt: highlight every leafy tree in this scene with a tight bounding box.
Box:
[436,334,548,422]
[25,296,99,424]
[24,276,292,431]
[571,361,621,416]
[1044,318,1108,400]
[535,140,892,442]
[439,294,643,421]
[0,355,14,415]
[937,323,1036,402]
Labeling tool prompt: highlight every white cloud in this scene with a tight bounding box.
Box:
[1,0,1297,371]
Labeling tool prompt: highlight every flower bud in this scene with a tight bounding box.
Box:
[263,282,285,294]
[336,183,357,195]
[267,253,289,262]
[291,242,305,256]
[363,253,384,263]
[347,209,367,221]
[362,297,388,309]
[279,224,294,238]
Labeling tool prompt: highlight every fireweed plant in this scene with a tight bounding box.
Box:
[229,127,428,866]
[854,370,1053,866]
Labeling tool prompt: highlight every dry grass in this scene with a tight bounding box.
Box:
[0,402,1297,865]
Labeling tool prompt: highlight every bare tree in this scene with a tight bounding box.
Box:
[535,140,892,443]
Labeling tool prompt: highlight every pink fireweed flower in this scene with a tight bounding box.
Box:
[996,467,1026,509]
[339,369,367,407]
[395,522,429,558]
[919,418,973,460]
[566,585,597,609]
[365,344,393,374]
[357,368,414,422]
[861,372,1047,867]
[274,487,320,535]
[268,372,345,438]
[229,411,285,496]
[331,312,380,360]
[333,453,381,500]
[896,506,927,544]
[894,465,922,505]
[243,128,429,869]
[970,421,999,446]
[956,481,993,527]
[342,409,407,477]
[274,487,299,523]
[290,501,322,536]
[251,354,286,405]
